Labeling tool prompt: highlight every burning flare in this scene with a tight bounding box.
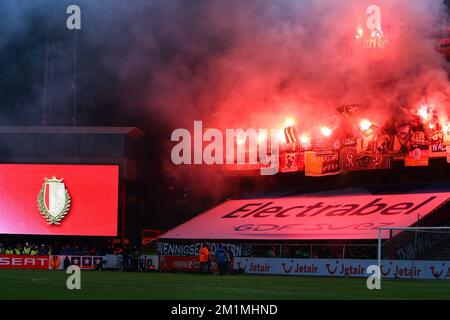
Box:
[359,119,373,131]
[284,117,295,128]
[320,126,332,137]
[300,134,311,144]
[418,105,430,121]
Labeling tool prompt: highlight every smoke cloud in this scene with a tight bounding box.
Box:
[1,0,450,202]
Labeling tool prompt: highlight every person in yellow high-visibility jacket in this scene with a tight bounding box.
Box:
[30,246,39,255]
[23,243,31,255]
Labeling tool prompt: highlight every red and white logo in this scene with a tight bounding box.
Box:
[0,255,49,269]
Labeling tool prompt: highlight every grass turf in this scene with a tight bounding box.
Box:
[0,269,449,299]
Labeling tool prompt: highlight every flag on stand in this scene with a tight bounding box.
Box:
[336,104,362,122]
[305,150,341,176]
[279,152,304,173]
[393,124,411,157]
[284,126,298,144]
[428,130,447,158]
[405,148,429,166]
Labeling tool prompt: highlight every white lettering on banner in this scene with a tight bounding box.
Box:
[0,255,49,269]
[47,255,158,270]
[159,193,450,240]
[234,258,450,280]
[157,241,251,257]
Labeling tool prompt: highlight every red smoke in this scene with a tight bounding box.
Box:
[154,0,450,135]
[158,0,450,199]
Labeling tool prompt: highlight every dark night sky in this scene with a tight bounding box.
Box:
[0,1,207,130]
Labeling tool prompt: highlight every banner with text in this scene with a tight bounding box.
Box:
[158,255,219,273]
[160,192,450,240]
[234,257,450,280]
[0,255,49,269]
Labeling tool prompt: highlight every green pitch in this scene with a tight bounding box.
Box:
[0,269,449,299]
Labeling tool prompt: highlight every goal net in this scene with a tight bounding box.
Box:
[377,226,450,278]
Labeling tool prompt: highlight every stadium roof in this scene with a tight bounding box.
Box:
[160,189,450,240]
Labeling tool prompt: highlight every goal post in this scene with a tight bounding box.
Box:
[377,226,450,273]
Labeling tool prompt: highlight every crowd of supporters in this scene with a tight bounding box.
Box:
[0,239,139,257]
[0,241,51,255]
[1,239,377,261]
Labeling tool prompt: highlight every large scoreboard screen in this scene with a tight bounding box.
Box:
[0,164,119,236]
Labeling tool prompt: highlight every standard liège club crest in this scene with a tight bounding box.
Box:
[37,176,71,225]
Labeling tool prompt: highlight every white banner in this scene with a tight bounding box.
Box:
[49,255,106,270]
[234,257,450,280]
[103,254,122,269]
[48,254,151,270]
[160,193,450,240]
